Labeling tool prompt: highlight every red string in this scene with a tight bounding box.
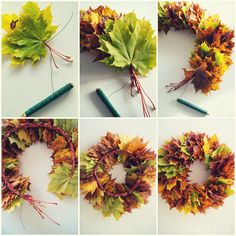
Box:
[43,42,73,69]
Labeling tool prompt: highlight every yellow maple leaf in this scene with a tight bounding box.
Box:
[80,180,98,195]
[53,148,72,164]
[101,6,119,18]
[118,135,132,150]
[166,179,177,191]
[97,173,110,185]
[18,129,32,144]
[81,11,100,25]
[42,5,52,24]
[2,13,19,33]
[125,137,148,153]
[203,134,217,154]
[50,136,67,151]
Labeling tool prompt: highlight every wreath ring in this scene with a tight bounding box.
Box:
[80,132,156,220]
[2,119,78,224]
[158,1,234,94]
[158,131,234,214]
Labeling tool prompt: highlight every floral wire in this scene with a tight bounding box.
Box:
[46,12,74,43]
[108,79,130,98]
[19,202,26,230]
[50,53,55,93]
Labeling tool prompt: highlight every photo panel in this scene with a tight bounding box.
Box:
[158,118,235,234]
[1,119,78,234]
[158,1,235,117]
[80,118,157,234]
[80,1,157,117]
[1,1,78,117]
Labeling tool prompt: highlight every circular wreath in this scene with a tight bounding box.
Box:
[158,2,234,93]
[80,132,156,220]
[158,131,234,214]
[2,119,78,224]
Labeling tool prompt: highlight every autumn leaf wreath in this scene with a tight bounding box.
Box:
[159,132,234,214]
[159,2,234,94]
[80,132,156,220]
[2,119,78,224]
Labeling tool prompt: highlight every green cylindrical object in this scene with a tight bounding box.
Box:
[177,98,209,115]
[23,83,74,117]
[96,88,121,117]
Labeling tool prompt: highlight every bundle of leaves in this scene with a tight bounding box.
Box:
[158,2,234,93]
[158,131,234,214]
[80,132,156,220]
[80,5,120,53]
[80,6,156,117]
[2,1,73,67]
[2,119,78,224]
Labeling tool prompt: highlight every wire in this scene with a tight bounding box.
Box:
[47,12,74,43]
[19,202,26,230]
[47,12,74,93]
[50,54,55,93]
[109,80,130,97]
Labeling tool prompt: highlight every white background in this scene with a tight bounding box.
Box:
[158,1,235,117]
[80,118,157,234]
[158,118,235,234]
[2,2,78,117]
[2,142,78,234]
[80,1,157,117]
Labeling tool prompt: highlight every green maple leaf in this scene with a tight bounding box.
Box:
[217,178,233,185]
[200,42,210,57]
[98,12,156,76]
[71,129,78,144]
[158,2,171,26]
[3,157,19,170]
[214,50,225,66]
[198,14,220,30]
[80,153,96,174]
[133,191,145,205]
[159,164,185,179]
[102,196,124,220]
[54,119,78,133]
[48,163,78,199]
[8,136,26,150]
[225,188,234,196]
[2,2,58,66]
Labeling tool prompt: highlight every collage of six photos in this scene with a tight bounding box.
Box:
[0,0,235,235]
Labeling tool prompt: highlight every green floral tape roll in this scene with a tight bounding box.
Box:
[96,88,121,117]
[23,83,74,117]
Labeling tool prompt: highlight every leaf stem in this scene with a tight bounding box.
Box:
[43,42,73,68]
[128,65,156,117]
[166,78,191,92]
